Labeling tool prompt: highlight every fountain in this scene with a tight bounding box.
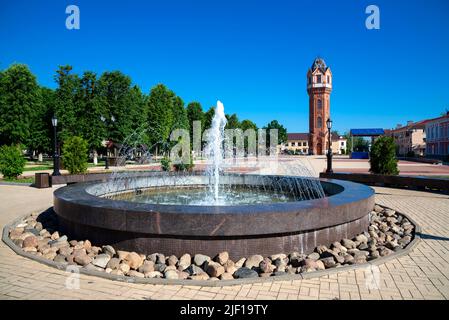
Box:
[53,101,375,259]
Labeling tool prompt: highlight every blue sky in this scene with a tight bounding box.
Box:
[1,0,448,134]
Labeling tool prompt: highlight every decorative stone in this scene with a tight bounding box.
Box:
[194,254,211,267]
[50,231,60,240]
[189,273,209,280]
[178,271,190,280]
[43,251,57,260]
[186,264,206,275]
[178,254,191,269]
[23,236,38,248]
[167,255,178,266]
[320,257,336,268]
[58,246,73,257]
[224,260,237,274]
[145,271,163,278]
[315,245,328,254]
[128,270,145,278]
[155,263,166,273]
[259,257,275,273]
[124,252,143,269]
[384,209,396,217]
[83,240,92,251]
[74,253,92,266]
[138,261,155,274]
[355,234,368,243]
[23,247,37,253]
[270,253,287,261]
[92,254,111,268]
[54,254,67,263]
[206,261,225,277]
[118,263,130,274]
[117,250,130,260]
[220,272,234,280]
[164,270,179,279]
[307,252,320,261]
[212,251,229,265]
[110,270,124,276]
[235,258,246,268]
[342,239,356,249]
[106,258,121,270]
[315,260,325,270]
[244,255,263,269]
[234,267,258,279]
[102,245,116,257]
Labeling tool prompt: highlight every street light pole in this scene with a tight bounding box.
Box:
[326,118,333,174]
[51,115,61,176]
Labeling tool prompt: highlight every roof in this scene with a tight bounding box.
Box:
[311,57,328,73]
[350,128,385,136]
[287,133,309,141]
[423,113,449,125]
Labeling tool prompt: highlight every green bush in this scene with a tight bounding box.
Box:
[173,156,194,172]
[161,157,171,171]
[0,145,26,179]
[62,136,88,174]
[369,136,399,175]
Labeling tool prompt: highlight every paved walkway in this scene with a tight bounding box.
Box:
[0,184,448,300]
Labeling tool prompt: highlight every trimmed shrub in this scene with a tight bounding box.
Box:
[62,136,88,174]
[161,157,171,171]
[369,136,399,175]
[0,145,26,179]
[173,156,194,172]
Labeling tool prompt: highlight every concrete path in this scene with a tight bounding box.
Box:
[0,184,448,300]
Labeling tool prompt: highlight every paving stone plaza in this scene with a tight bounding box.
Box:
[1,165,448,300]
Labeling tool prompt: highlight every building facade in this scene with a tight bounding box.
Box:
[307,58,332,155]
[387,120,427,156]
[425,113,449,160]
[285,132,346,155]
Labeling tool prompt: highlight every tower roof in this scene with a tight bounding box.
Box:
[311,57,328,73]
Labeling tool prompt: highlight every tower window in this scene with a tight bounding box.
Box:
[317,99,322,110]
[317,117,322,128]
[316,75,321,83]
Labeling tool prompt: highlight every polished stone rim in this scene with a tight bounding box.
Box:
[53,173,375,237]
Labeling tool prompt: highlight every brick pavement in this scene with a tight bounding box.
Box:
[0,184,448,300]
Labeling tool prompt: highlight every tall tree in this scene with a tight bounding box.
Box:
[0,64,41,146]
[54,65,82,142]
[203,106,215,131]
[79,71,105,163]
[172,95,189,131]
[186,101,204,150]
[264,120,287,145]
[147,84,175,154]
[97,71,136,144]
[26,87,54,160]
[225,113,240,129]
[240,119,258,131]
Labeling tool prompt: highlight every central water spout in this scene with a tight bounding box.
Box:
[205,100,227,201]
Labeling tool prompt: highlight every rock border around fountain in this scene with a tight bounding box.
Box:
[52,173,375,258]
[2,204,420,286]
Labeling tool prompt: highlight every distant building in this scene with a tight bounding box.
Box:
[425,113,449,160]
[307,57,332,155]
[387,120,427,156]
[285,133,346,155]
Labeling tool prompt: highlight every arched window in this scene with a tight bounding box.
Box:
[317,117,322,128]
[317,99,322,110]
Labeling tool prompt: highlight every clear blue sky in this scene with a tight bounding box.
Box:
[1,0,448,134]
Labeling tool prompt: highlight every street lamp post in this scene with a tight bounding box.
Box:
[51,115,61,176]
[326,118,333,174]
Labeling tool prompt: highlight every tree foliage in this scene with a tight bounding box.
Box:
[369,136,399,175]
[61,136,89,174]
[0,145,26,179]
[263,120,287,147]
[0,64,41,146]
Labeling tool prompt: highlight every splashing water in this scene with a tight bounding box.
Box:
[204,101,227,201]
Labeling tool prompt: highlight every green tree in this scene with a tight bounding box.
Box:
[369,136,399,175]
[54,65,82,142]
[97,71,139,144]
[225,113,240,129]
[203,106,215,131]
[344,132,370,153]
[263,120,287,150]
[0,145,26,179]
[62,136,89,174]
[26,87,54,160]
[147,84,175,155]
[0,64,41,146]
[186,101,204,150]
[240,119,258,131]
[172,96,189,131]
[79,71,106,162]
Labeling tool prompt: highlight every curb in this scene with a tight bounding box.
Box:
[2,205,421,287]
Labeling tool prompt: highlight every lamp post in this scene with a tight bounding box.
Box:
[326,118,333,174]
[51,115,61,176]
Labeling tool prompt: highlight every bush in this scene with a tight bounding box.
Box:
[0,145,26,179]
[161,157,171,171]
[369,136,399,175]
[61,136,88,174]
[173,156,194,172]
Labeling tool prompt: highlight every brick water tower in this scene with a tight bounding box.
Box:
[307,57,332,155]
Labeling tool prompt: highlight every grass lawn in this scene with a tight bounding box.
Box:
[1,176,35,184]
